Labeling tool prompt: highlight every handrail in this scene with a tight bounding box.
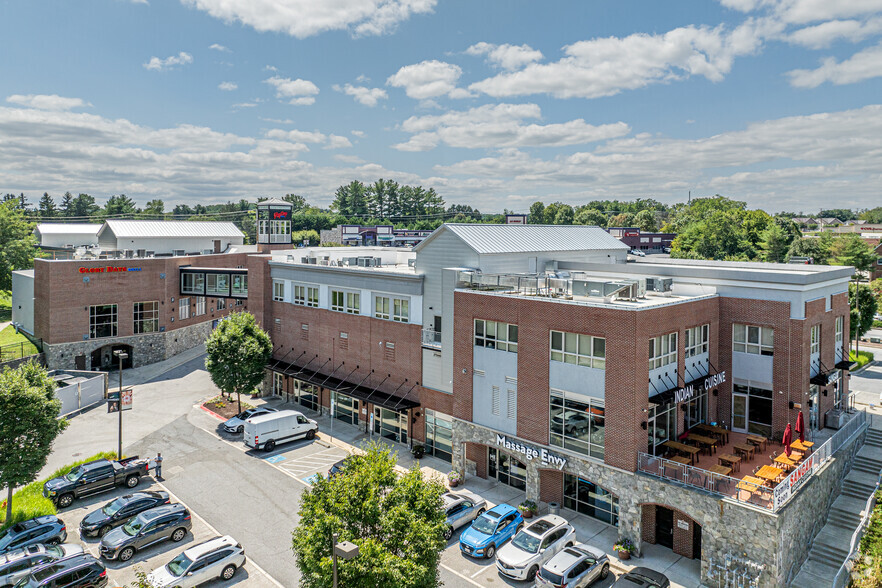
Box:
[832,474,881,588]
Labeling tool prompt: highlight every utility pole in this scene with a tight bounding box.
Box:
[332,532,359,588]
[114,350,128,459]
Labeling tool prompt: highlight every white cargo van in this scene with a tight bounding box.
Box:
[243,409,318,451]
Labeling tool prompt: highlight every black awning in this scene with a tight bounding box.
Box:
[835,359,857,370]
[649,386,676,405]
[810,372,830,386]
[268,359,419,412]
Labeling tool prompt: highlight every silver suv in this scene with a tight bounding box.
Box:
[147,535,245,587]
[442,491,486,540]
[496,515,576,582]
[536,542,610,588]
[0,544,83,587]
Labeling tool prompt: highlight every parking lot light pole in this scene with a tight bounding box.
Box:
[332,532,359,588]
[114,350,128,460]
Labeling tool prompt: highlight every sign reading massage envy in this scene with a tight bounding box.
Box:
[496,434,567,470]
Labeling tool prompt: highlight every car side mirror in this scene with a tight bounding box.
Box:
[187,571,193,576]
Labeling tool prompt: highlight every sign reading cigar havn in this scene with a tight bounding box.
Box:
[78,267,143,274]
[673,371,727,403]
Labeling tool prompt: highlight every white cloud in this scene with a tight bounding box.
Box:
[264,76,319,105]
[386,60,471,99]
[264,65,278,72]
[469,23,764,99]
[786,17,882,48]
[787,41,882,87]
[265,128,351,149]
[6,94,91,111]
[180,0,435,39]
[232,102,258,108]
[333,83,387,106]
[391,103,630,151]
[325,135,353,149]
[143,52,193,71]
[777,0,882,25]
[465,42,544,70]
[334,154,366,164]
[218,81,238,91]
[209,43,230,52]
[351,130,365,137]
[261,117,294,124]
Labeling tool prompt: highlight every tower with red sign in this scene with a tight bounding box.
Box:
[256,198,293,245]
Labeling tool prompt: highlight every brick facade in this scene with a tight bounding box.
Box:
[538,469,564,504]
[640,504,699,560]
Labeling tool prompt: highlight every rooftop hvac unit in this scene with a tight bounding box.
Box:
[145,251,154,257]
[136,249,146,258]
[306,257,317,264]
[202,249,213,255]
[646,277,673,294]
[357,257,371,267]
[344,257,359,266]
[173,249,185,257]
[301,257,309,263]
[370,257,381,267]
[124,249,134,258]
[287,255,295,262]
[407,258,416,268]
[319,259,330,266]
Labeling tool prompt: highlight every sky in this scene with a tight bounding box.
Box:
[1,0,881,214]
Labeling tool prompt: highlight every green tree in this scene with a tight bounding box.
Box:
[0,201,38,289]
[292,441,446,588]
[104,194,138,217]
[758,223,792,263]
[786,235,832,264]
[849,282,878,342]
[38,193,57,218]
[172,204,193,216]
[59,192,74,217]
[292,229,321,246]
[70,194,100,218]
[548,204,574,225]
[0,361,68,522]
[859,207,882,224]
[819,209,856,222]
[832,234,876,272]
[282,194,308,213]
[528,201,546,224]
[142,199,165,217]
[633,209,657,232]
[205,312,273,413]
[331,181,369,217]
[574,207,607,227]
[608,212,635,227]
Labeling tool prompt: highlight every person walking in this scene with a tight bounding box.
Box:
[155,452,163,480]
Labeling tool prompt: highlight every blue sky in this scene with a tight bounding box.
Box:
[1,0,881,213]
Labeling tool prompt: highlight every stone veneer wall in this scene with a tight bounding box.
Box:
[44,320,215,370]
[452,417,868,588]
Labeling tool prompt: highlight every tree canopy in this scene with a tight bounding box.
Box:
[292,442,447,588]
[849,282,878,342]
[205,312,273,413]
[0,200,38,290]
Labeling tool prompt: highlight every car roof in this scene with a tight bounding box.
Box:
[625,567,669,585]
[525,515,567,536]
[543,543,604,573]
[182,535,237,560]
[32,554,98,581]
[119,491,165,502]
[484,504,517,519]
[11,516,58,532]
[247,409,303,423]
[81,460,110,470]
[137,503,186,521]
[1,544,46,564]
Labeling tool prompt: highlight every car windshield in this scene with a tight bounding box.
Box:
[13,577,37,588]
[166,552,193,577]
[0,528,14,549]
[64,467,83,482]
[470,515,497,535]
[511,531,540,554]
[103,497,126,516]
[123,517,145,536]
[237,410,253,419]
[45,545,64,558]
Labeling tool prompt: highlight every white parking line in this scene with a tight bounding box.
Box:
[439,563,485,587]
[156,481,285,588]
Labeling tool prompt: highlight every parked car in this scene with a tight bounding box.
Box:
[459,503,523,559]
[222,407,278,434]
[12,553,107,588]
[328,456,355,478]
[43,457,150,508]
[662,247,671,254]
[536,542,610,588]
[0,544,83,587]
[442,491,486,540]
[610,566,670,587]
[496,514,576,582]
[243,410,318,452]
[79,491,170,538]
[99,504,191,562]
[629,249,646,257]
[0,517,67,555]
[146,535,245,587]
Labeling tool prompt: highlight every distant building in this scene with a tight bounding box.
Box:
[34,223,101,259]
[319,224,432,247]
[606,227,676,251]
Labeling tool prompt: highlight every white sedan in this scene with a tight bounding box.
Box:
[222,407,277,434]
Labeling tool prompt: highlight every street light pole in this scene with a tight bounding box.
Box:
[331,532,359,588]
[114,350,128,460]
[332,532,338,588]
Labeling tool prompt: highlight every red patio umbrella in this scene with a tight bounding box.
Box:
[795,411,805,444]
[782,423,793,457]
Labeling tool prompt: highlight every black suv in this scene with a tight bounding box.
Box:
[0,517,67,556]
[99,504,191,562]
[14,553,107,588]
[79,491,170,538]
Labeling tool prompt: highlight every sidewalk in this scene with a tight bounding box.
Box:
[121,343,208,388]
[255,396,702,588]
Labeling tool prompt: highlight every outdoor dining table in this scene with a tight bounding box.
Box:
[733,443,756,461]
[708,464,732,476]
[736,475,766,494]
[791,439,814,453]
[694,423,730,444]
[669,455,692,465]
[662,441,701,465]
[718,453,742,472]
[687,433,719,455]
[774,454,797,470]
[746,434,769,451]
[755,465,784,486]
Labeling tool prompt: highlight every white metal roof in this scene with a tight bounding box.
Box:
[99,220,244,239]
[415,223,629,255]
[34,223,101,235]
[256,198,291,206]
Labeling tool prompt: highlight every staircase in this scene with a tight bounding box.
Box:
[791,427,882,586]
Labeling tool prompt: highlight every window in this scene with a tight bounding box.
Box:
[206,273,230,296]
[179,297,190,320]
[272,280,285,302]
[181,272,204,294]
[550,390,605,459]
[648,401,676,455]
[331,290,344,312]
[563,475,619,526]
[375,296,390,319]
[231,274,247,297]
[217,298,225,311]
[550,331,605,369]
[134,301,159,335]
[293,284,319,307]
[810,325,820,355]
[684,389,708,430]
[474,319,518,353]
[425,409,453,463]
[375,296,409,322]
[90,304,117,338]
[346,292,360,314]
[195,296,206,316]
[648,332,677,370]
[733,324,774,356]
[684,324,709,358]
[835,316,844,344]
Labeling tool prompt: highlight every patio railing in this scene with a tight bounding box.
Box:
[421,329,442,349]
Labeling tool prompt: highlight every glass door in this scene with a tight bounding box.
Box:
[373,407,406,444]
[809,385,820,431]
[331,391,357,426]
[732,392,748,433]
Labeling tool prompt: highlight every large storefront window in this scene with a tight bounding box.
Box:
[133,301,159,334]
[425,409,453,463]
[332,391,358,426]
[374,407,408,444]
[732,384,773,437]
[293,379,319,412]
[181,272,204,295]
[273,372,284,398]
[206,273,230,296]
[684,390,708,430]
[488,447,527,491]
[648,401,676,456]
[549,390,604,460]
[563,474,619,526]
[90,304,117,339]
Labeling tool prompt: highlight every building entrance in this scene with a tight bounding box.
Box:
[292,379,319,412]
[373,407,408,444]
[90,344,133,371]
[488,447,527,491]
[331,391,358,426]
[656,506,674,549]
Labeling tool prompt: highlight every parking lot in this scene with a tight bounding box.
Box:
[55,478,278,588]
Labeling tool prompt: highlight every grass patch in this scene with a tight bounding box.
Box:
[853,490,882,587]
[0,290,11,323]
[851,350,876,369]
[0,325,39,359]
[0,451,118,531]
[202,395,254,420]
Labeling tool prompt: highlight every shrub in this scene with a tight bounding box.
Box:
[614,538,636,553]
[851,350,875,369]
[1,451,118,530]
